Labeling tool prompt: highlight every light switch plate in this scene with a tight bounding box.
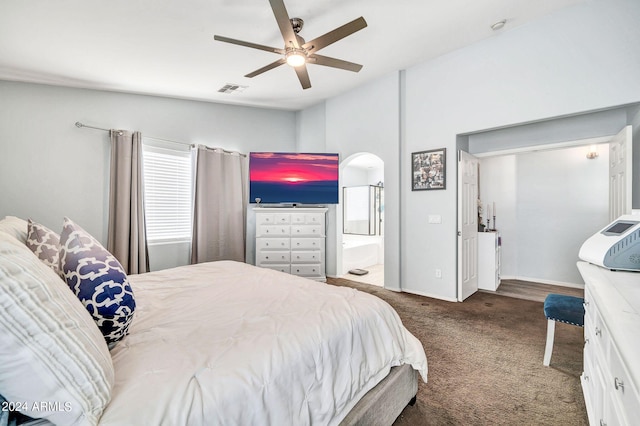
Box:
[428,215,442,224]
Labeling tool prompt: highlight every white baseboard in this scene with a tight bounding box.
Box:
[400,288,458,302]
[501,275,584,289]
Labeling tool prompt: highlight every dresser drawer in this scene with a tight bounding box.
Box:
[273,213,291,225]
[291,264,322,278]
[256,238,290,251]
[582,353,603,424]
[256,225,290,237]
[291,225,322,237]
[256,213,275,225]
[291,238,323,251]
[291,213,324,225]
[259,264,291,274]
[291,251,322,264]
[608,343,640,422]
[257,251,290,264]
[589,302,610,361]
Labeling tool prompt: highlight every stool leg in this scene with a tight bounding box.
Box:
[543,319,555,366]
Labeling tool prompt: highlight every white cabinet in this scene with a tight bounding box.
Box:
[578,261,640,426]
[254,207,327,282]
[478,232,501,291]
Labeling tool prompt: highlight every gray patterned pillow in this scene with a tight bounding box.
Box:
[26,219,61,275]
[59,217,136,346]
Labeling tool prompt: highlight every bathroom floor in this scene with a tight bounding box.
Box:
[339,264,384,287]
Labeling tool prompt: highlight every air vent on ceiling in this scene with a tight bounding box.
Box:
[218,84,248,94]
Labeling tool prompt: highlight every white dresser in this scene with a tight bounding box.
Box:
[254,207,327,282]
[478,231,501,291]
[578,261,640,425]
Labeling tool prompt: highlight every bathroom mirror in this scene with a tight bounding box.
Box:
[343,185,383,235]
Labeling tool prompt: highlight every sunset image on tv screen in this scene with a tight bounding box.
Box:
[249,152,339,204]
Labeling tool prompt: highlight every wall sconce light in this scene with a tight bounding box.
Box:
[586,145,599,159]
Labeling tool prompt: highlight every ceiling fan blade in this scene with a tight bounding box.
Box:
[245,58,287,78]
[308,54,363,72]
[294,64,312,90]
[303,17,367,53]
[269,0,299,48]
[214,35,285,55]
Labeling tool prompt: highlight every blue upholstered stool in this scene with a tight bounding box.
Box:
[543,293,585,366]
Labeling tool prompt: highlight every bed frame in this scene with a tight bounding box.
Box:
[13,366,417,426]
[340,364,418,426]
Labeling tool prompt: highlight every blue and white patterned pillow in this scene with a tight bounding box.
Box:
[59,217,136,345]
[26,219,61,275]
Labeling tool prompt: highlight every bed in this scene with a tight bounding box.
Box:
[0,216,427,426]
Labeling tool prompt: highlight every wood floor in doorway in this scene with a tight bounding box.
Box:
[482,279,584,303]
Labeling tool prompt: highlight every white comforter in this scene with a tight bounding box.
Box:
[99,261,427,426]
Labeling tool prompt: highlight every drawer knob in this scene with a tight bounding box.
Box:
[265,256,269,259]
[614,377,624,392]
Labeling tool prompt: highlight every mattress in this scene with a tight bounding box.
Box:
[99,260,427,425]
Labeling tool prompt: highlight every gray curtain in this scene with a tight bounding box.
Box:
[107,130,149,274]
[191,145,248,264]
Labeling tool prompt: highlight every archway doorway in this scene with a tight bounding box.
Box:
[338,152,384,286]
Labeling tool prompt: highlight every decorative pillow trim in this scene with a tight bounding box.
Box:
[59,217,136,345]
[26,219,61,275]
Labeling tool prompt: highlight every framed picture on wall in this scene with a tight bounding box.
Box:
[411,148,446,191]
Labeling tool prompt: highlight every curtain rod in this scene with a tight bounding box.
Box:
[75,121,123,136]
[75,121,246,157]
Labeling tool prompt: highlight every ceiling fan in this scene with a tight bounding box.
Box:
[214,0,367,90]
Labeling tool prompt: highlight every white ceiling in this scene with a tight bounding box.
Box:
[0,0,584,111]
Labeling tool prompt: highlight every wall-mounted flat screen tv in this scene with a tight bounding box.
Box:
[249,152,339,204]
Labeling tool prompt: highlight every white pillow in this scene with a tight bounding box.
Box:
[0,216,28,244]
[0,230,114,425]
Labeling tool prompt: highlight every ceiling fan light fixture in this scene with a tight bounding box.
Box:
[286,50,307,67]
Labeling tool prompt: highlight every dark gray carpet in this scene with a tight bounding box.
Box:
[326,277,588,426]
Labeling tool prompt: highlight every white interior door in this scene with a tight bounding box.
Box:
[609,125,633,221]
[457,150,479,301]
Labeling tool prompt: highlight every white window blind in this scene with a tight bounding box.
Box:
[142,142,194,243]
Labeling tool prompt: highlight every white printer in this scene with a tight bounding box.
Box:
[579,215,640,271]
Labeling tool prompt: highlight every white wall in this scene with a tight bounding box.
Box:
[479,155,517,276]
[296,103,326,152]
[0,81,296,271]
[323,73,401,290]
[480,146,609,286]
[400,0,640,300]
[632,106,640,209]
[296,0,640,299]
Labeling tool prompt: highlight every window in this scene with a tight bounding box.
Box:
[142,142,194,244]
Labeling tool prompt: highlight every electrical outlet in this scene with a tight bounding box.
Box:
[435,269,442,278]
